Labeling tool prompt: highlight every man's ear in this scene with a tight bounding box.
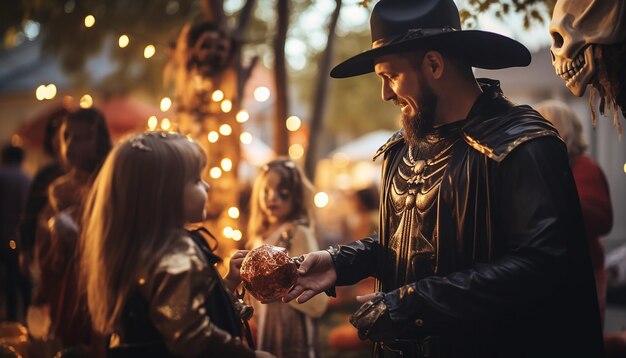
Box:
[423,51,444,80]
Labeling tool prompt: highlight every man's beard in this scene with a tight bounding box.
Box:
[401,81,437,147]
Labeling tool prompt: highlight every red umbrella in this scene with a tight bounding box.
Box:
[99,96,160,139]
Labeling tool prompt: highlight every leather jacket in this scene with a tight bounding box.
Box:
[329,79,604,357]
[109,230,255,358]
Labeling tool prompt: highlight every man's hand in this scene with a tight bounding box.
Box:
[350,292,395,342]
[223,250,249,292]
[283,250,337,303]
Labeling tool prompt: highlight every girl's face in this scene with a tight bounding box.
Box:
[60,119,99,172]
[259,169,294,224]
[183,174,210,223]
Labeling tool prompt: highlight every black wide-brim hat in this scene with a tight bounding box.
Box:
[330,0,531,78]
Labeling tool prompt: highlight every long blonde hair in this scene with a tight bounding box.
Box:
[80,132,206,334]
[535,100,588,159]
[247,158,314,241]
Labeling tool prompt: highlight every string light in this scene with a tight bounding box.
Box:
[219,124,232,136]
[240,132,252,144]
[221,99,232,113]
[210,167,222,178]
[147,116,158,130]
[286,116,301,131]
[232,230,242,241]
[35,85,46,100]
[221,158,233,172]
[228,207,240,219]
[45,84,57,99]
[118,34,129,48]
[80,94,93,108]
[211,90,224,102]
[223,226,234,238]
[289,144,304,159]
[236,110,249,123]
[84,15,95,28]
[160,97,172,112]
[207,131,219,143]
[160,118,171,130]
[144,45,156,58]
[314,192,329,208]
[254,86,270,102]
[36,84,57,100]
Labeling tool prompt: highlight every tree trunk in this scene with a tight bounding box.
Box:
[273,0,290,156]
[305,0,342,179]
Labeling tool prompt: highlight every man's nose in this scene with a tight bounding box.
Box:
[381,80,395,102]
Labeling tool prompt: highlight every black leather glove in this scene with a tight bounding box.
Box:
[349,293,395,341]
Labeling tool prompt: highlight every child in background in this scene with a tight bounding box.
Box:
[247,158,328,358]
[31,108,112,349]
[80,132,274,358]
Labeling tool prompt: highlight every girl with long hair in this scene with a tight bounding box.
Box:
[247,158,328,358]
[81,132,274,358]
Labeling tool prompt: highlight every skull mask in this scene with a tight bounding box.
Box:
[550,0,626,97]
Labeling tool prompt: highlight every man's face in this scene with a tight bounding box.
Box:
[374,53,437,146]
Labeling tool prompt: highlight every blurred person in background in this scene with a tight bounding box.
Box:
[536,100,613,325]
[31,108,111,351]
[347,186,380,244]
[18,108,68,318]
[0,144,31,322]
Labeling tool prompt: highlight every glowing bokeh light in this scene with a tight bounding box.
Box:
[240,132,253,144]
[147,116,158,130]
[210,167,222,178]
[207,131,219,143]
[236,110,249,123]
[84,15,95,28]
[160,118,171,130]
[232,230,242,241]
[219,124,232,136]
[160,97,172,112]
[221,158,233,172]
[314,192,329,208]
[221,99,232,113]
[80,94,93,108]
[144,45,156,58]
[35,85,46,100]
[289,143,304,159]
[286,116,301,131]
[118,35,129,48]
[228,207,240,219]
[212,90,224,102]
[254,86,270,102]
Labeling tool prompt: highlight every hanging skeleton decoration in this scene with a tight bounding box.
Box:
[550,0,626,134]
[165,21,242,223]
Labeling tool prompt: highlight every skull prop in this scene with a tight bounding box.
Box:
[186,22,233,78]
[550,0,626,131]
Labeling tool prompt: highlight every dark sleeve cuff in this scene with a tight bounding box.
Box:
[325,235,381,286]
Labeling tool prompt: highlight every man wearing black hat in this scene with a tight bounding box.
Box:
[284,0,604,357]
